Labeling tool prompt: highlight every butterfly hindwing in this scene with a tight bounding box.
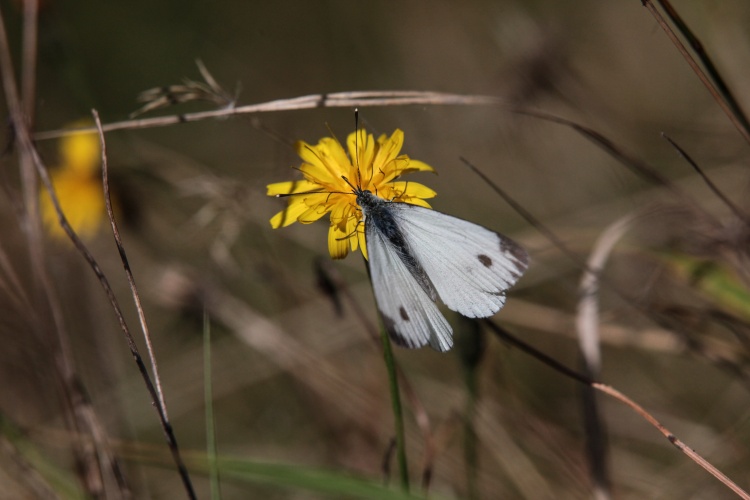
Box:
[365,219,454,352]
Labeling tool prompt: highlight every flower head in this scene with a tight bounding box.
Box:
[40,123,106,241]
[267,129,437,259]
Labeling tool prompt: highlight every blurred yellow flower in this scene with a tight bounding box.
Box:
[40,125,105,240]
[267,129,437,259]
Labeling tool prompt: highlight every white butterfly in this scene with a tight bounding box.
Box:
[356,188,529,352]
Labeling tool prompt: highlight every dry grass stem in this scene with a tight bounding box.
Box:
[34,91,505,141]
[642,0,750,145]
[593,382,750,500]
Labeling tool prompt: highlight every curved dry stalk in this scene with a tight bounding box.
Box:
[25,112,196,498]
[661,133,750,226]
[94,110,169,417]
[654,0,750,138]
[641,0,750,146]
[5,83,195,495]
[486,321,750,499]
[592,383,750,500]
[92,111,196,499]
[21,0,37,121]
[576,213,637,500]
[577,214,637,374]
[0,5,130,496]
[0,2,42,294]
[507,110,707,215]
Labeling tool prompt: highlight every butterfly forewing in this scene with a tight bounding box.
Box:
[366,220,454,352]
[388,203,529,318]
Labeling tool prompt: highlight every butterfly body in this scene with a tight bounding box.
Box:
[356,188,528,352]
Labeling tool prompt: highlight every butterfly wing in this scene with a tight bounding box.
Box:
[366,218,453,352]
[390,204,529,318]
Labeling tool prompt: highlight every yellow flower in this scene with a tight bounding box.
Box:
[40,125,105,240]
[267,129,437,259]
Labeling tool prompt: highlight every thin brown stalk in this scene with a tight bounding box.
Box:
[661,132,750,226]
[641,0,750,146]
[10,113,136,499]
[577,214,637,374]
[486,322,750,499]
[2,70,192,495]
[593,383,750,500]
[0,4,123,496]
[507,109,704,210]
[94,109,169,417]
[34,91,503,141]
[21,0,37,121]
[91,112,196,499]
[0,1,41,292]
[576,214,636,500]
[0,242,33,314]
[459,156,589,269]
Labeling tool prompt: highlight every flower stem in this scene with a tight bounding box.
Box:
[457,319,485,500]
[380,326,410,492]
[363,257,409,491]
[203,310,222,499]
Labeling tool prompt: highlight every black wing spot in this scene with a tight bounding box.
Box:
[477,254,492,267]
[399,306,410,321]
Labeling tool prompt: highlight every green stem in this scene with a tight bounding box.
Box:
[457,318,484,500]
[464,365,479,500]
[363,256,410,491]
[380,326,410,492]
[204,310,222,499]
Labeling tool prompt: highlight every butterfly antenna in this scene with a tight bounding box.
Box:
[353,108,364,188]
[341,176,357,192]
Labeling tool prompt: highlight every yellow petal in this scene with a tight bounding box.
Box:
[393,181,437,199]
[328,224,350,259]
[296,143,334,185]
[328,200,351,228]
[302,192,331,208]
[321,137,351,173]
[295,140,324,168]
[269,198,310,228]
[266,179,321,196]
[380,157,436,184]
[402,159,435,173]
[343,214,361,247]
[298,203,329,224]
[347,130,375,181]
[401,197,432,209]
[296,137,350,185]
[372,129,404,175]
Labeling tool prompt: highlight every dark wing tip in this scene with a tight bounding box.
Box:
[499,236,530,272]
